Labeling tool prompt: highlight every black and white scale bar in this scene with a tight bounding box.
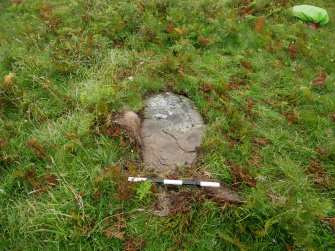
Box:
[128,177,220,187]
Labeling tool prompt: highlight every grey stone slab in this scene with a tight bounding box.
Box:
[141,93,206,173]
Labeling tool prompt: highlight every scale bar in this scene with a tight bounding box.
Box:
[128,177,220,187]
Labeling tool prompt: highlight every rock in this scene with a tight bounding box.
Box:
[203,186,242,204]
[141,93,206,173]
[193,174,242,203]
[112,111,142,147]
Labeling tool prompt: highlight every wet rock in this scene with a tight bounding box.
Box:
[141,93,206,173]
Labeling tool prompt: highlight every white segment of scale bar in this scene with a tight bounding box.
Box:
[163,179,183,185]
[128,177,147,182]
[200,181,220,187]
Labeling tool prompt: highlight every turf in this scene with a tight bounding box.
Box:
[0,0,334,250]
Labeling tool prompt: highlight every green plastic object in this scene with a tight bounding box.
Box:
[292,5,329,25]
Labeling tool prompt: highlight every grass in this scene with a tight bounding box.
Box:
[0,0,334,249]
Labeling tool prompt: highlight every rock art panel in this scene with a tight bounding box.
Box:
[141,93,206,173]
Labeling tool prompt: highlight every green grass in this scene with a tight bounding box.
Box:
[0,0,334,250]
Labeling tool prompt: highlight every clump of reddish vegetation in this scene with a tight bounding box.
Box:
[116,68,133,80]
[166,22,175,33]
[0,138,6,149]
[329,113,335,122]
[283,111,299,124]
[100,122,129,148]
[312,70,327,87]
[320,217,335,230]
[26,138,47,158]
[123,236,147,251]
[309,23,320,30]
[316,147,327,157]
[246,98,254,113]
[198,35,213,46]
[253,137,270,146]
[309,159,323,173]
[25,168,58,195]
[229,72,250,88]
[95,166,135,200]
[200,82,214,92]
[100,214,127,240]
[40,4,59,29]
[307,159,334,190]
[241,61,252,71]
[288,44,298,60]
[11,0,22,4]
[238,0,254,17]
[93,189,101,200]
[106,126,122,139]
[228,82,239,90]
[225,160,256,187]
[255,17,266,33]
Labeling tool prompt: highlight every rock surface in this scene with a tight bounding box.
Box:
[141,93,206,173]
